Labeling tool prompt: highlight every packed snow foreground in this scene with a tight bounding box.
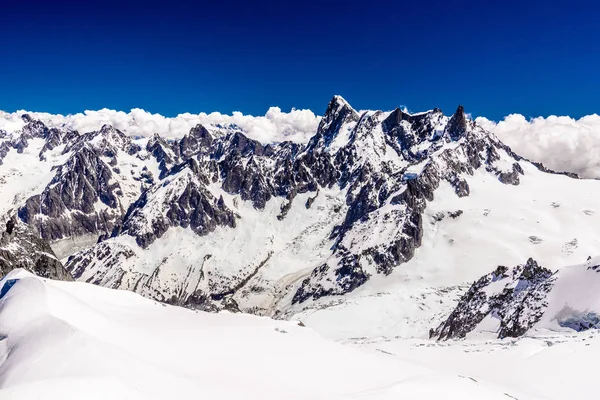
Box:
[0,270,532,400]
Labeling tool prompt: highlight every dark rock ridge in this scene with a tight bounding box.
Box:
[1,115,72,164]
[63,124,141,157]
[431,258,556,340]
[0,216,72,280]
[116,159,237,248]
[19,145,124,241]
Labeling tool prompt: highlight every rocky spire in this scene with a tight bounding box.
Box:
[445,105,468,141]
[309,95,360,149]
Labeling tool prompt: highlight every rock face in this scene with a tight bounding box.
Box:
[18,146,124,241]
[117,159,237,248]
[146,133,177,179]
[0,216,72,280]
[431,258,556,340]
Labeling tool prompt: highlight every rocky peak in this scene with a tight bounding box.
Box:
[382,107,445,161]
[382,107,406,127]
[18,145,123,241]
[11,118,51,153]
[117,163,237,248]
[178,124,214,159]
[225,131,265,157]
[71,124,141,157]
[445,104,469,141]
[520,257,552,281]
[309,95,360,149]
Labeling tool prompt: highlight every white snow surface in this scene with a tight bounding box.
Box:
[356,332,600,400]
[0,138,70,216]
[538,256,600,331]
[0,270,532,400]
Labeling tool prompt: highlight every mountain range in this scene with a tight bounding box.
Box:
[1,96,600,341]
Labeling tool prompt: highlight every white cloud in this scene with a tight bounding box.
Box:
[3,105,600,179]
[477,114,600,179]
[0,107,321,144]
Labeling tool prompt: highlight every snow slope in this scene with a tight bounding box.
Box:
[0,270,532,400]
[359,332,600,400]
[0,138,70,216]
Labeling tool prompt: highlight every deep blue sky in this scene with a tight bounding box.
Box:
[2,0,599,120]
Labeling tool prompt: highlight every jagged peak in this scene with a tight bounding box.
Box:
[323,95,357,119]
[445,104,469,141]
[306,96,360,150]
[223,130,265,156]
[330,94,352,109]
[81,124,141,156]
[145,132,165,146]
[92,124,128,144]
[189,123,210,136]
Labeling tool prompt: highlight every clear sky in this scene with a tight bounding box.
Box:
[2,0,600,119]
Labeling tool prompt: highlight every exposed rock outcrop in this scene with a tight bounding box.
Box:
[0,216,72,280]
[431,258,556,340]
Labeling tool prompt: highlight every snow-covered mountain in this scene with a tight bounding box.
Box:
[3,97,600,399]
[1,96,600,341]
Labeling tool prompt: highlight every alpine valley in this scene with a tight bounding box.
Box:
[2,96,600,399]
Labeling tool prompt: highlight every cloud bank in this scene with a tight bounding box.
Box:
[0,107,321,144]
[2,106,600,178]
[477,114,600,179]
